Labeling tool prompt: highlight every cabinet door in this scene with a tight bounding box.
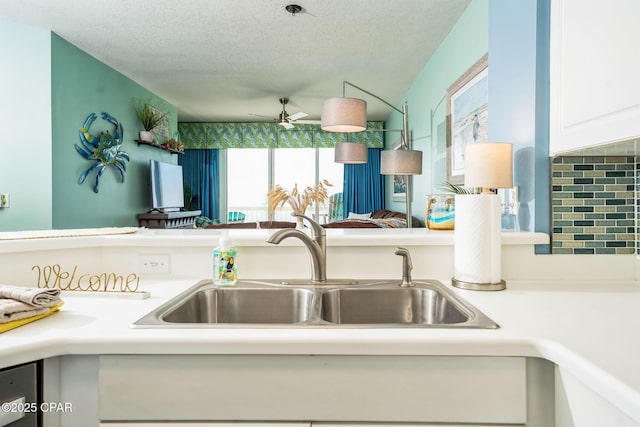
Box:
[550,0,640,155]
[100,424,309,427]
[99,355,526,424]
[313,424,520,427]
[555,367,640,427]
[0,363,38,427]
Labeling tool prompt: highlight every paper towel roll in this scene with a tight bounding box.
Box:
[454,194,502,285]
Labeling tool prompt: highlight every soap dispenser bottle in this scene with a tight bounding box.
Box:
[213,237,237,285]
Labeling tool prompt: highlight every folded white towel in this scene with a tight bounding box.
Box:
[0,286,62,323]
[0,299,52,323]
[0,285,61,307]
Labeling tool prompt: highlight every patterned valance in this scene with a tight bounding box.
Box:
[178,121,384,149]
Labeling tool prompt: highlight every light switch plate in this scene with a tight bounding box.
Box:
[138,254,171,274]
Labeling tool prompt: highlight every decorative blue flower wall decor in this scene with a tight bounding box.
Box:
[74,112,130,193]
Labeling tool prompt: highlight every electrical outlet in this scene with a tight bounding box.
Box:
[0,194,9,208]
[138,254,171,274]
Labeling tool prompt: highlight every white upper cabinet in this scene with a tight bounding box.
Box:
[550,0,640,155]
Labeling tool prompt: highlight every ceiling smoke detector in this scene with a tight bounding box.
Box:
[285,4,303,16]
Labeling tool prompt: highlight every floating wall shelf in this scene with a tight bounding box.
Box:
[135,140,183,155]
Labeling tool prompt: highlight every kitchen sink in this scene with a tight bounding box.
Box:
[132,279,499,329]
[320,286,469,325]
[162,287,315,324]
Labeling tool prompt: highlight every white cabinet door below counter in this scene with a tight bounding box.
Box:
[313,423,520,427]
[99,421,520,427]
[99,355,526,425]
[100,424,309,427]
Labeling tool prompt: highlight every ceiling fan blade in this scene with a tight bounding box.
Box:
[287,111,308,121]
[279,122,295,130]
[248,113,275,120]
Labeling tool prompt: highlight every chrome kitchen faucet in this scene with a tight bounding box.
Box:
[266,213,327,283]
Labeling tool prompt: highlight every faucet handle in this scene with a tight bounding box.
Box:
[292,213,325,236]
[394,247,414,287]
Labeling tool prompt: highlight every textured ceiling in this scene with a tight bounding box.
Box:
[0,0,471,123]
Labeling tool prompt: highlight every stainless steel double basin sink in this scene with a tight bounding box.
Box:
[132,279,499,329]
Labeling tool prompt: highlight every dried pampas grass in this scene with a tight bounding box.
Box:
[267,179,333,215]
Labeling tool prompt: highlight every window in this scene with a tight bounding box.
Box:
[226,148,268,222]
[318,148,345,222]
[273,148,316,198]
[226,147,343,223]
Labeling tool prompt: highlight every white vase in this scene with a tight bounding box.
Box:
[139,131,154,142]
[295,217,305,230]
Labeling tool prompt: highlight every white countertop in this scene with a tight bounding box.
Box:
[0,227,549,253]
[1,228,637,421]
[1,278,639,421]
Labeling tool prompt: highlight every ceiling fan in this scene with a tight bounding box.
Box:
[249,97,319,129]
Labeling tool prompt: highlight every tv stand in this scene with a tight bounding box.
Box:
[137,210,202,229]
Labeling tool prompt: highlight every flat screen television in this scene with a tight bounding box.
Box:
[150,160,184,212]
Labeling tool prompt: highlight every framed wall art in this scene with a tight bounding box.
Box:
[391,139,407,202]
[446,53,489,185]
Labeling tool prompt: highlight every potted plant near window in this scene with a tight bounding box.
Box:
[132,99,167,142]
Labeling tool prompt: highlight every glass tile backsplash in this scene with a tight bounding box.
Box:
[551,156,637,254]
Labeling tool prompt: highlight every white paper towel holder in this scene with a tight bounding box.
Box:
[451,277,506,291]
[451,193,507,292]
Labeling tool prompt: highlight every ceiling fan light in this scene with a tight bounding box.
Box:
[321,98,367,133]
[335,142,368,164]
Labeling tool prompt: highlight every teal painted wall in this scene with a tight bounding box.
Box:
[385,0,489,220]
[51,34,178,228]
[0,19,52,231]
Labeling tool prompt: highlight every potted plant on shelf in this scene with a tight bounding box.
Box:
[267,180,332,229]
[132,99,167,143]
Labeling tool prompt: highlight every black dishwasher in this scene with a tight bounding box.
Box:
[0,361,40,427]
